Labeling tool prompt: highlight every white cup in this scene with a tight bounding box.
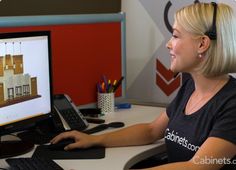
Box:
[97,92,114,114]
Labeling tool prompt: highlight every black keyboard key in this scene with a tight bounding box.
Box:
[6,157,64,170]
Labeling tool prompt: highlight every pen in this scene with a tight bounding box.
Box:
[102,75,108,92]
[107,79,111,93]
[97,83,102,93]
[112,76,124,92]
[107,83,113,93]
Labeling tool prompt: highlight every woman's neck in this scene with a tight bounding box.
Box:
[184,74,229,115]
[190,74,229,96]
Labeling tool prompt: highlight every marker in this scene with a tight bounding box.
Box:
[113,80,117,86]
[101,82,105,93]
[102,75,109,92]
[112,76,124,92]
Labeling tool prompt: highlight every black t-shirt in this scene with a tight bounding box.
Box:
[165,76,236,169]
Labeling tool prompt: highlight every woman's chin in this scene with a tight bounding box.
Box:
[170,65,176,72]
[170,66,180,75]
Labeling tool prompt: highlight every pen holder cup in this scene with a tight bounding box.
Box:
[97,92,115,115]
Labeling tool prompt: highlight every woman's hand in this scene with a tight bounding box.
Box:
[50,130,100,150]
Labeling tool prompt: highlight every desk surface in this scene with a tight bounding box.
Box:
[0,105,166,170]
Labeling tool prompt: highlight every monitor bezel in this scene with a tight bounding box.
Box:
[0,30,53,136]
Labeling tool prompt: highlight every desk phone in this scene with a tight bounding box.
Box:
[52,94,89,131]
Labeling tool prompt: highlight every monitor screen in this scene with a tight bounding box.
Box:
[0,31,52,158]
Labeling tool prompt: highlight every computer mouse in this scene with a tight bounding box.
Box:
[107,122,125,128]
[48,138,75,151]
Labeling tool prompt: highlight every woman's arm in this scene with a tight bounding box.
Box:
[50,111,169,149]
[97,111,169,147]
[141,137,236,170]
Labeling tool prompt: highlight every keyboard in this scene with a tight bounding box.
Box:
[6,156,64,170]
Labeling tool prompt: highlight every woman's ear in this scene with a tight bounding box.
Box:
[198,36,211,54]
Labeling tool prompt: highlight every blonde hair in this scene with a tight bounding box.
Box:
[175,3,236,77]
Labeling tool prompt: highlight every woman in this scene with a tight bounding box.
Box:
[51,2,236,169]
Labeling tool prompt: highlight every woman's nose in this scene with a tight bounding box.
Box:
[166,39,172,49]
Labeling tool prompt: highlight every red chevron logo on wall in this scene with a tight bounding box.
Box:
[156,59,181,96]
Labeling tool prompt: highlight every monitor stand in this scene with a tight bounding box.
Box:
[0,138,34,159]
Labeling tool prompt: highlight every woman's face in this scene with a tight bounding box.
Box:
[166,21,201,74]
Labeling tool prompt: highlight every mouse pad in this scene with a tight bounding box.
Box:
[33,145,105,159]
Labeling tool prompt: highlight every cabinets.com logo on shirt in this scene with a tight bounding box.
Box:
[165,128,200,152]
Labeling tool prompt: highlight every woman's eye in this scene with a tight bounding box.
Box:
[172,34,178,38]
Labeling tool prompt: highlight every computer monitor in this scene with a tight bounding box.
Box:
[0,31,53,158]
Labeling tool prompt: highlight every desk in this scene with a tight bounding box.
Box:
[0,105,166,170]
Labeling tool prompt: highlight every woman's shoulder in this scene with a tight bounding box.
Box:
[214,75,236,106]
[228,75,236,85]
[222,75,236,94]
